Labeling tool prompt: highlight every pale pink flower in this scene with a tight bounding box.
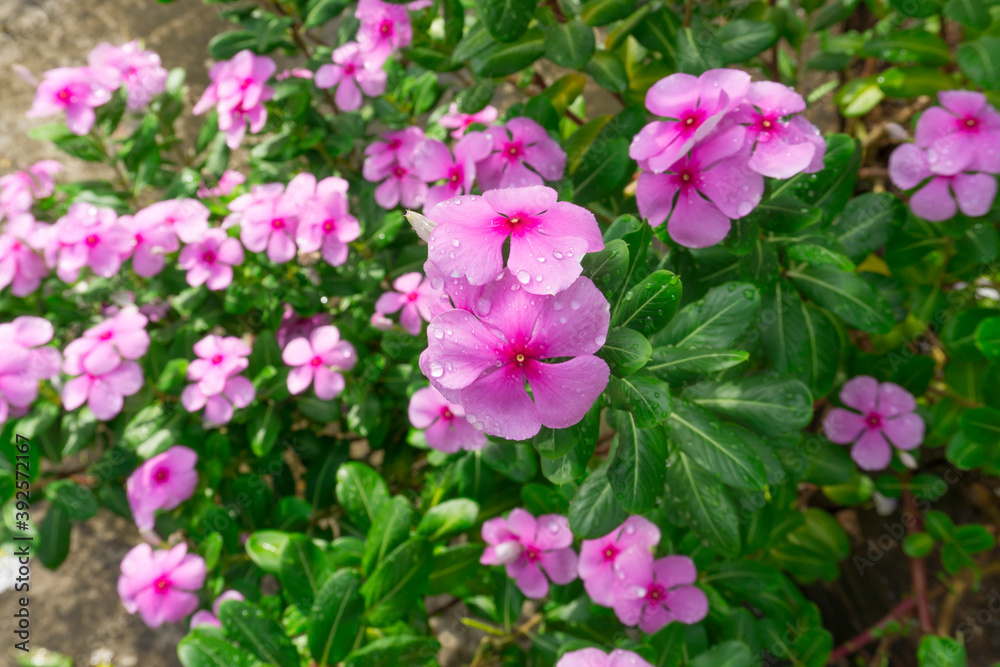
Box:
[276,68,314,81]
[63,309,150,377]
[88,41,168,110]
[363,126,425,182]
[118,543,206,628]
[197,170,245,199]
[0,214,49,296]
[363,130,428,210]
[477,118,566,190]
[439,102,499,139]
[276,305,331,349]
[126,446,199,531]
[355,0,413,60]
[888,143,996,222]
[122,199,209,277]
[915,90,1000,176]
[44,203,133,282]
[374,272,438,335]
[63,360,144,420]
[282,325,357,400]
[0,160,61,218]
[295,176,361,266]
[408,386,486,453]
[612,553,708,634]
[227,175,311,263]
[181,335,254,426]
[315,42,387,111]
[190,590,245,629]
[481,509,578,599]
[178,229,244,290]
[27,66,121,135]
[578,516,660,607]
[412,133,492,211]
[0,317,61,426]
[557,649,654,667]
[193,50,276,149]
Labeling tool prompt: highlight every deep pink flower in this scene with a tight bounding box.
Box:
[420,272,610,440]
[182,336,254,426]
[315,41,387,111]
[0,214,49,296]
[282,325,357,400]
[193,50,276,149]
[439,102,499,139]
[178,229,244,290]
[63,309,149,377]
[181,375,254,426]
[578,516,660,607]
[374,272,439,335]
[427,186,604,296]
[612,553,708,634]
[731,81,825,179]
[636,124,763,248]
[888,143,996,222]
[823,376,925,471]
[228,175,311,263]
[629,69,750,173]
[190,590,245,629]
[126,446,199,531]
[27,66,121,135]
[44,203,133,282]
[0,160,61,218]
[0,317,61,426]
[412,134,492,211]
[355,0,413,60]
[63,360,144,420]
[197,170,245,199]
[408,386,487,453]
[480,509,578,599]
[123,199,209,277]
[556,649,654,667]
[118,543,206,628]
[364,126,425,181]
[88,41,168,110]
[276,305,331,349]
[363,132,428,210]
[295,176,361,267]
[915,91,1000,176]
[476,118,566,190]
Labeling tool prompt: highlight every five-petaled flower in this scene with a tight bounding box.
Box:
[118,543,206,628]
[611,552,708,634]
[578,516,661,607]
[475,118,566,190]
[407,386,486,453]
[126,446,199,532]
[282,325,357,400]
[480,509,578,599]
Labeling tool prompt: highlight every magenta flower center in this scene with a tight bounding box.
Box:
[962,116,979,131]
[441,407,454,420]
[202,250,217,264]
[393,166,408,179]
[502,142,524,161]
[310,355,323,367]
[153,467,170,483]
[677,109,707,136]
[645,582,667,603]
[672,162,702,191]
[865,412,883,429]
[99,331,113,341]
[85,234,100,247]
[153,576,172,594]
[12,241,22,251]
[379,19,393,36]
[603,544,619,562]
[135,233,144,244]
[271,218,286,230]
[240,78,253,90]
[211,354,224,365]
[387,139,401,150]
[406,292,419,302]
[448,166,463,184]
[343,63,356,76]
[57,88,73,102]
[523,546,541,563]
[322,219,336,233]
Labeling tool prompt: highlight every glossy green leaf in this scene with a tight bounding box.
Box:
[667,399,767,490]
[834,192,905,262]
[861,31,951,66]
[656,282,760,349]
[581,0,637,25]
[469,29,546,76]
[606,409,669,513]
[686,374,814,435]
[718,20,777,64]
[586,50,629,92]
[789,266,894,334]
[361,538,434,626]
[568,464,629,538]
[474,0,535,42]
[343,636,440,667]
[957,37,1000,91]
[417,498,479,541]
[597,326,652,377]
[363,496,416,576]
[219,600,299,667]
[771,134,860,223]
[545,20,596,69]
[975,317,1000,362]
[335,462,390,533]
[307,570,364,666]
[611,270,682,336]
[664,452,741,556]
[280,534,330,613]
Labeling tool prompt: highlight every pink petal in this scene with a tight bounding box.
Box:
[533,514,573,550]
[582,568,620,608]
[881,413,924,450]
[522,138,566,181]
[952,173,997,217]
[513,562,549,599]
[663,584,709,624]
[424,310,504,389]
[459,366,540,440]
[667,189,732,249]
[312,366,345,399]
[89,385,124,420]
[525,356,609,431]
[636,172,679,228]
[645,72,701,119]
[618,515,661,551]
[287,365,314,395]
[749,134,817,179]
[839,375,879,413]
[531,278,611,358]
[910,177,957,222]
[540,547,578,585]
[876,381,916,417]
[508,231,588,295]
[823,408,867,445]
[852,429,892,471]
[170,554,207,590]
[653,555,697,588]
[63,375,91,411]
[223,376,254,408]
[427,206,508,285]
[309,325,342,355]
[888,144,931,190]
[482,516,514,547]
[204,395,234,425]
[282,338,314,366]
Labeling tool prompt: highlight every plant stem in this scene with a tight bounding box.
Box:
[903,486,934,634]
[827,597,916,664]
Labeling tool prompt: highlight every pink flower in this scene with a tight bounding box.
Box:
[0,160,61,218]
[823,376,925,471]
[123,199,209,277]
[0,214,49,296]
[355,0,413,60]
[888,143,996,222]
[276,68,314,81]
[118,543,206,628]
[477,118,566,190]
[27,66,121,135]
[420,272,610,440]
[126,446,199,531]
[427,186,604,296]
[190,590,245,629]
[611,553,708,634]
[556,649,654,667]
[63,360,144,420]
[363,131,428,210]
[88,41,168,110]
[636,124,763,248]
[731,81,825,179]
[578,516,660,607]
[629,69,750,173]
[178,228,244,290]
[315,42,387,111]
[412,134,492,211]
[407,386,486,453]
[276,305,331,348]
[915,91,1000,176]
[0,317,61,426]
[227,175,311,263]
[63,309,150,377]
[193,50,276,149]
[197,170,245,199]
[364,126,425,181]
[439,102,499,139]
[480,509,578,599]
[374,272,438,335]
[282,325,357,400]
[44,203,133,282]
[295,176,361,267]
[181,335,254,425]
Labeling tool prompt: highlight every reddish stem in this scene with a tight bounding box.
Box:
[903,487,934,634]
[827,597,916,664]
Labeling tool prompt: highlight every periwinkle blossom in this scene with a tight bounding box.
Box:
[0,317,61,426]
[420,272,610,440]
[226,177,307,263]
[181,335,255,426]
[276,305,331,348]
[556,649,654,667]
[62,360,144,421]
[0,160,61,218]
[193,50,276,149]
[62,309,150,377]
[578,516,660,607]
[177,228,245,290]
[480,509,578,599]
[426,186,604,296]
[363,131,428,210]
[197,170,245,199]
[44,203,133,282]
[412,133,492,211]
[635,124,763,248]
[118,543,206,628]
[612,552,708,634]
[27,66,121,135]
[629,69,750,174]
[355,0,414,60]
[190,590,245,629]
[373,272,438,336]
[408,386,487,453]
[126,446,199,531]
[363,126,425,181]
[315,42,387,111]
[476,118,566,190]
[88,41,168,110]
[122,199,209,277]
[914,91,1000,176]
[295,176,361,267]
[282,325,357,400]
[732,81,826,179]
[888,143,996,222]
[822,376,925,471]
[439,102,499,139]
[0,215,49,296]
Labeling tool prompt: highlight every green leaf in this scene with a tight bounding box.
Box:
[954,524,996,553]
[718,20,777,64]
[482,439,538,481]
[474,0,536,42]
[647,346,749,383]
[667,399,767,490]
[218,600,299,667]
[960,407,1000,445]
[597,327,652,377]
[249,402,281,456]
[656,282,760,349]
[533,402,600,460]
[343,636,440,667]
[581,0,637,26]
[611,270,682,336]
[361,538,434,626]
[944,0,989,29]
[686,374,814,435]
[335,462,390,533]
[363,496,416,576]
[925,511,956,541]
[877,67,956,98]
[428,544,483,595]
[786,243,855,271]
[690,641,752,667]
[307,570,364,666]
[280,535,330,613]
[568,464,629,538]
[44,480,98,521]
[608,374,673,427]
[469,29,546,76]
[545,20,596,69]
[917,635,968,667]
[771,134,860,223]
[572,138,633,204]
[836,76,884,117]
[753,195,823,233]
[789,266,894,334]
[606,410,669,513]
[586,50,629,93]
[834,192,905,262]
[178,630,259,667]
[975,317,1000,363]
[417,498,479,541]
[957,37,1000,91]
[664,452,741,556]
[677,24,723,75]
[38,503,71,569]
[861,31,951,66]
[304,0,349,28]
[245,530,289,574]
[903,532,935,558]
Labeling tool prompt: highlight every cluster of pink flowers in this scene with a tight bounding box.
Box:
[118,543,206,628]
[181,335,255,426]
[372,271,442,335]
[224,174,360,266]
[281,325,357,400]
[126,446,199,532]
[481,509,579,598]
[196,170,245,199]
[193,50,276,149]
[407,386,487,453]
[62,309,149,421]
[633,70,825,248]
[0,160,60,295]
[27,41,167,135]
[439,103,499,139]
[823,376,925,470]
[889,91,1000,221]
[363,116,566,211]
[122,199,211,277]
[0,317,61,427]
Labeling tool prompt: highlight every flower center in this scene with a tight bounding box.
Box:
[322,219,335,233]
[515,353,526,365]
[202,250,216,264]
[57,88,73,102]
[393,165,408,178]
[211,354,224,365]
[646,583,666,603]
[12,241,21,251]
[310,356,323,367]
[85,234,100,247]
[387,139,401,150]
[380,19,393,36]
[964,116,979,130]
[441,407,454,420]
[240,78,253,90]
[503,142,523,159]
[523,546,541,563]
[271,218,285,230]
[99,331,113,341]
[343,63,356,75]
[154,468,170,483]
[406,292,419,302]
[761,119,772,129]
[603,544,619,562]
[865,412,882,429]
[153,576,171,594]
